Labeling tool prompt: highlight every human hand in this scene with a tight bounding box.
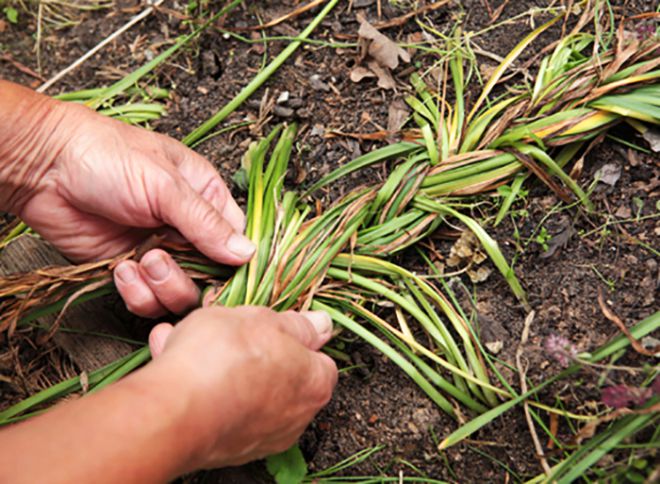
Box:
[0,306,337,482]
[145,306,338,469]
[1,83,253,317]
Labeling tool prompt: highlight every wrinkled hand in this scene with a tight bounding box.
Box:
[17,100,255,317]
[146,306,338,469]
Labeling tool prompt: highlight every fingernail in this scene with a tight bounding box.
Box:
[115,263,137,284]
[226,233,256,259]
[303,311,333,336]
[143,252,170,282]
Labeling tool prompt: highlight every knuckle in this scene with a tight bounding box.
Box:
[282,311,314,345]
[312,357,337,406]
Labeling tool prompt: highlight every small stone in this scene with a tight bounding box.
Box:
[276,91,290,104]
[485,341,503,354]
[273,106,294,118]
[309,74,330,92]
[310,124,325,137]
[288,98,304,108]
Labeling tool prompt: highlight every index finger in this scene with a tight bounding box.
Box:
[162,136,245,232]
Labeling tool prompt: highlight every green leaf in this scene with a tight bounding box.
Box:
[266,445,308,484]
[3,6,18,24]
[231,167,248,191]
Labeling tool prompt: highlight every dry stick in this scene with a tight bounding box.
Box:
[488,0,511,24]
[0,53,45,81]
[373,0,451,30]
[597,287,658,357]
[240,0,325,31]
[516,310,552,476]
[36,0,165,93]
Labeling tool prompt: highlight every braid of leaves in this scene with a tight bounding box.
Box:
[0,23,659,424]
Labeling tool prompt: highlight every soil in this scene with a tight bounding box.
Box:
[1,0,658,482]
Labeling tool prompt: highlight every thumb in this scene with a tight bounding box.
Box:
[156,177,255,265]
[276,310,334,351]
[149,323,174,358]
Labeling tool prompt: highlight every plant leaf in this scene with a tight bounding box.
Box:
[266,445,308,484]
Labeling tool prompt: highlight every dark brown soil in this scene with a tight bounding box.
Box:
[1,1,658,482]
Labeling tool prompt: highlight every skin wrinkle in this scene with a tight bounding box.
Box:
[0,92,65,212]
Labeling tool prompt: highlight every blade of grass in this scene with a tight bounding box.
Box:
[183,0,340,146]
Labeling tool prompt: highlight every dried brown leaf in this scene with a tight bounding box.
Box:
[350,66,376,83]
[357,14,410,70]
[387,99,409,133]
[367,59,396,90]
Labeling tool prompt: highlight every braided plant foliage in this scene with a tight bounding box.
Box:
[0,7,658,464]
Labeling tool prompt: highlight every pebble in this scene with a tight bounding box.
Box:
[288,98,304,108]
[273,106,294,118]
[310,74,331,92]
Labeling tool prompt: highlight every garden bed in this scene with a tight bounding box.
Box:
[0,1,658,482]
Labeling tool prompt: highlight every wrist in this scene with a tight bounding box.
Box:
[0,81,69,214]
[129,357,228,476]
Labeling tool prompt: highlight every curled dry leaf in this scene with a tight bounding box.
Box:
[350,66,376,83]
[445,230,492,283]
[387,99,410,133]
[367,59,396,89]
[350,14,410,90]
[447,230,487,268]
[641,127,660,152]
[541,225,574,259]
[594,162,622,186]
[357,14,410,69]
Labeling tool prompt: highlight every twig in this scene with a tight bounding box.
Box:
[516,310,552,475]
[597,287,658,357]
[37,0,164,93]
[241,0,325,31]
[0,53,45,81]
[488,0,511,24]
[373,0,451,30]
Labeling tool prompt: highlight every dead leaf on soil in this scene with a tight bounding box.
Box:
[357,14,410,68]
[641,127,660,152]
[468,265,492,283]
[614,204,631,218]
[387,99,409,133]
[367,59,396,89]
[594,162,622,186]
[350,14,410,90]
[446,231,491,283]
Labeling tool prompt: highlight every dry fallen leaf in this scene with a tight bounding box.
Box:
[387,99,410,133]
[641,127,660,152]
[447,230,487,268]
[350,14,410,90]
[357,14,410,69]
[468,265,492,283]
[594,162,622,186]
[367,59,396,89]
[445,231,492,282]
[350,66,376,83]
